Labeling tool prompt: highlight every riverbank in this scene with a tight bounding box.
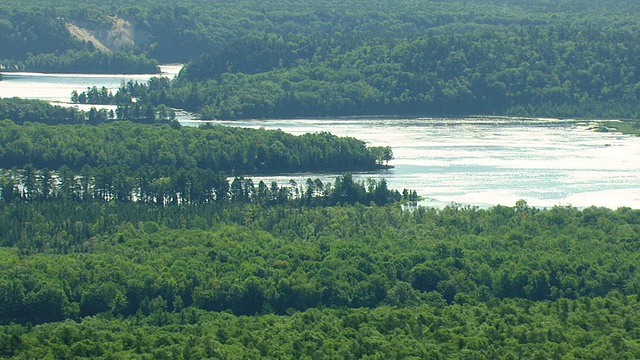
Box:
[597,120,640,137]
[0,64,181,103]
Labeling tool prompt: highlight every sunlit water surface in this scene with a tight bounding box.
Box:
[184,117,640,209]
[1,69,639,209]
[0,64,182,107]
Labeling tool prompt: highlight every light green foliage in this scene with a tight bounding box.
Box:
[1,201,640,357]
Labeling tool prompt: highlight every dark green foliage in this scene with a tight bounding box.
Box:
[71,86,113,105]
[0,98,85,125]
[0,7,159,73]
[0,111,636,355]
[0,8,81,61]
[169,21,640,119]
[1,201,640,357]
[1,167,400,206]
[23,50,159,74]
[2,1,640,357]
[3,0,640,117]
[0,120,387,173]
[0,97,173,125]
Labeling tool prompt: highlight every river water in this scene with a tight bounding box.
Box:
[1,68,639,209]
[0,64,183,112]
[186,118,640,209]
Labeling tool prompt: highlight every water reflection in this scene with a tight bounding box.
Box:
[194,117,640,209]
[1,67,638,209]
[0,64,181,103]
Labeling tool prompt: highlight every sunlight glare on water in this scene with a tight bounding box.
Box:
[1,68,638,209]
[0,64,181,103]
[192,117,640,209]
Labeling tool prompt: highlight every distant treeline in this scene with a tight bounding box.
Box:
[2,165,406,206]
[2,0,638,64]
[0,98,86,124]
[70,78,179,123]
[23,49,159,74]
[0,7,159,73]
[3,0,640,120]
[166,23,640,119]
[0,97,175,125]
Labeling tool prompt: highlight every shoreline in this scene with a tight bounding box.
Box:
[597,120,640,137]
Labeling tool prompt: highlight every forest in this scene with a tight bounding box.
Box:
[0,91,179,125]
[0,120,391,174]
[1,198,640,358]
[0,98,87,125]
[22,50,159,75]
[2,0,640,358]
[0,116,639,357]
[2,0,640,118]
[169,24,640,119]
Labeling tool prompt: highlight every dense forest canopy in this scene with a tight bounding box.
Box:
[3,1,640,358]
[0,98,87,125]
[168,23,640,119]
[2,199,640,357]
[0,120,390,174]
[159,0,640,119]
[2,0,640,118]
[3,0,640,60]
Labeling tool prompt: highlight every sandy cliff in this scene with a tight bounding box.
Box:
[65,16,151,53]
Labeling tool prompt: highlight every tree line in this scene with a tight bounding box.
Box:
[162,21,640,119]
[0,97,177,125]
[70,79,179,123]
[4,0,640,118]
[23,49,159,74]
[1,165,404,207]
[0,120,391,174]
[0,98,86,125]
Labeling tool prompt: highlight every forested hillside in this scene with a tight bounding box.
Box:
[168,23,640,119]
[163,0,640,119]
[3,0,640,119]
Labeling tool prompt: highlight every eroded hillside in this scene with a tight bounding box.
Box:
[65,16,150,53]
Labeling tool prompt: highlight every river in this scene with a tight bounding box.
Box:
[186,117,640,209]
[0,64,183,112]
[1,68,639,209]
